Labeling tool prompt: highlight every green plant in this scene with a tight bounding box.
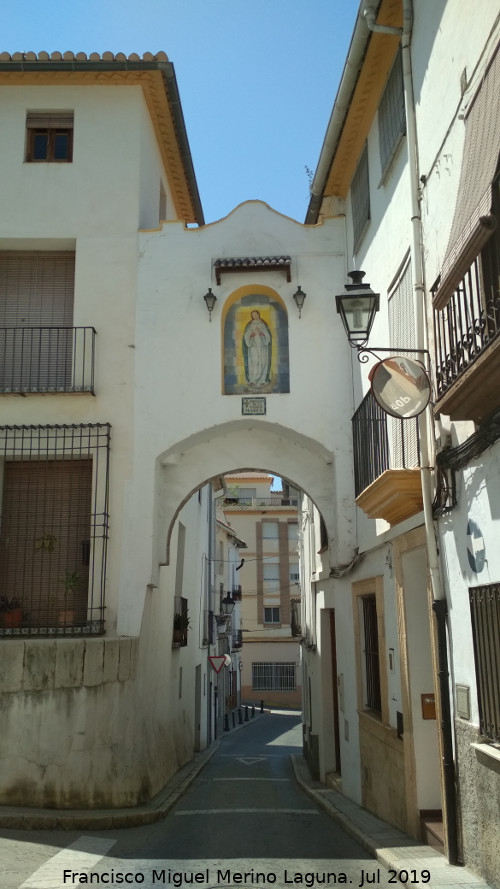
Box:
[58,571,80,614]
[173,611,191,630]
[0,596,22,612]
[35,533,57,554]
[59,570,80,596]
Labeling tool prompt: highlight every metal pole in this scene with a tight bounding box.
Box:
[432,599,459,864]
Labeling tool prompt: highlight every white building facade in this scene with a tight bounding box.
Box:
[303,1,500,886]
[0,51,354,812]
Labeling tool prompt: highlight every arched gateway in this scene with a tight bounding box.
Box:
[118,201,355,636]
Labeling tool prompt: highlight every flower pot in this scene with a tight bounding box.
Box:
[58,609,75,627]
[1,608,22,628]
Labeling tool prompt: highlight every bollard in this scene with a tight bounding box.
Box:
[231,710,236,728]
[251,705,255,718]
[238,708,243,725]
[245,705,249,722]
[224,714,229,732]
[260,700,264,713]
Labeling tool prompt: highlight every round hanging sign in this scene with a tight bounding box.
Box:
[370,355,431,419]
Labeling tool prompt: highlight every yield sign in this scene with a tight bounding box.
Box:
[208,656,226,674]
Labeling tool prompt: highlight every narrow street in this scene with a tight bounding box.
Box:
[1,711,399,888]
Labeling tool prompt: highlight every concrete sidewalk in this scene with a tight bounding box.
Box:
[291,754,493,889]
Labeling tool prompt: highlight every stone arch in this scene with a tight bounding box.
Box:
[155,419,336,566]
[221,285,289,394]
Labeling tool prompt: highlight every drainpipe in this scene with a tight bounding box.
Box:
[364,1,459,864]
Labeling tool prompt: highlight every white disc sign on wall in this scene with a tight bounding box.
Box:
[370,355,431,419]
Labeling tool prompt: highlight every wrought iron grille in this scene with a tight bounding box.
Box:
[434,249,500,399]
[362,594,381,714]
[469,583,500,743]
[251,661,296,692]
[203,609,214,646]
[0,424,110,637]
[231,629,243,650]
[172,595,188,647]
[0,327,96,394]
[224,496,298,507]
[352,391,421,497]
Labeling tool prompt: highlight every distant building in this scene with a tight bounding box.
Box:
[223,473,301,709]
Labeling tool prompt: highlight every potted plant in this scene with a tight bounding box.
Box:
[172,610,190,647]
[0,596,23,628]
[58,569,80,627]
[35,533,57,554]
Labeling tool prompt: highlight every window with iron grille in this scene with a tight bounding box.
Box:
[252,662,296,692]
[378,48,405,177]
[172,595,189,648]
[25,112,73,162]
[469,583,500,742]
[361,594,382,714]
[0,424,110,637]
[351,143,370,251]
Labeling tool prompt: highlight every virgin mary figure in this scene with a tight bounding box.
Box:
[242,310,272,388]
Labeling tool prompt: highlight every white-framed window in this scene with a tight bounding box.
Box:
[263,606,280,624]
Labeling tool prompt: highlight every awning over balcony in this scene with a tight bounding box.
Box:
[433,46,500,311]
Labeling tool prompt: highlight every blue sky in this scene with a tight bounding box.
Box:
[4,0,359,222]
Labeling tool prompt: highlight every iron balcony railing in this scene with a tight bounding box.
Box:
[224,496,298,507]
[434,254,500,399]
[232,629,243,650]
[0,327,96,394]
[352,391,421,497]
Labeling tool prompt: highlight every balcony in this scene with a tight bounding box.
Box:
[223,496,298,508]
[352,391,422,525]
[433,242,500,423]
[232,629,243,650]
[0,327,96,395]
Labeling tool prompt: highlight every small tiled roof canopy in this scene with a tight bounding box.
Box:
[213,256,291,285]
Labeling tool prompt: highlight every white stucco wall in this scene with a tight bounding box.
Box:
[117,201,356,636]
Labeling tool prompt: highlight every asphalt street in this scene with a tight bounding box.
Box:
[0,711,418,889]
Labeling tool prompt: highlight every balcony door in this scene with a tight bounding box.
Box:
[0,251,75,392]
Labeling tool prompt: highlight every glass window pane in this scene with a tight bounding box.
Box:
[33,132,48,160]
[262,522,278,539]
[53,132,69,160]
